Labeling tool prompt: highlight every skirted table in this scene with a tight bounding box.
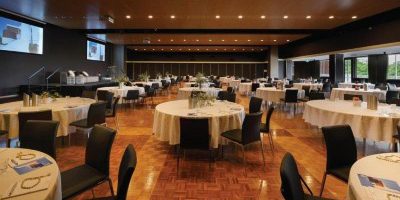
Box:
[330,88,386,101]
[97,86,145,103]
[255,87,305,103]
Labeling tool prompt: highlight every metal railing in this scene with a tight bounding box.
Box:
[27,66,45,93]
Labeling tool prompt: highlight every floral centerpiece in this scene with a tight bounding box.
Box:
[156,72,162,80]
[138,72,150,82]
[116,75,129,88]
[195,72,207,89]
[189,91,216,109]
[40,91,63,104]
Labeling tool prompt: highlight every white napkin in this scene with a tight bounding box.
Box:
[1,175,50,199]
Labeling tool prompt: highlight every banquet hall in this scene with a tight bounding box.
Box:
[0,1,400,199]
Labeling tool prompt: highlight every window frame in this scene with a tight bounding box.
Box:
[387,53,400,80]
[355,56,369,79]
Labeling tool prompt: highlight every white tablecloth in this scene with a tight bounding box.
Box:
[132,81,162,87]
[255,87,305,103]
[153,100,245,148]
[177,88,222,100]
[229,80,241,88]
[330,88,386,101]
[347,153,400,200]
[183,82,211,88]
[293,83,323,91]
[238,83,265,95]
[0,148,61,200]
[339,83,375,89]
[219,77,235,84]
[97,86,145,103]
[0,97,95,138]
[303,100,400,142]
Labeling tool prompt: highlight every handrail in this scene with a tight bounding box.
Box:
[46,67,62,90]
[27,66,46,93]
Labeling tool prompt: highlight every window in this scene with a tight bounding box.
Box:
[356,57,368,78]
[87,40,105,61]
[0,16,43,54]
[319,60,329,77]
[387,54,400,79]
[344,59,352,83]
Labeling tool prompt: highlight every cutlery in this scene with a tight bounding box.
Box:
[8,182,17,197]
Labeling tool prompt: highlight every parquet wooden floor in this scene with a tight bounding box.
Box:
[0,84,392,199]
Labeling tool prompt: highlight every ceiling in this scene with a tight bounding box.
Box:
[1,0,399,52]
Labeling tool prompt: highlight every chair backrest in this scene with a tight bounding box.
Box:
[375,83,387,91]
[226,93,236,103]
[264,106,275,131]
[251,83,260,92]
[20,120,59,159]
[135,83,144,87]
[280,153,306,200]
[117,144,137,200]
[227,86,234,94]
[81,90,96,99]
[387,83,397,91]
[309,92,325,100]
[110,96,120,117]
[97,90,109,101]
[147,87,156,96]
[241,112,262,145]
[217,91,228,100]
[387,97,400,105]
[143,85,150,93]
[386,91,399,103]
[321,125,357,171]
[249,97,263,113]
[322,82,331,92]
[343,94,363,101]
[284,89,298,103]
[161,79,166,86]
[18,110,52,135]
[179,118,209,149]
[85,125,116,175]
[103,92,114,109]
[151,83,159,89]
[87,102,107,127]
[302,86,311,97]
[125,82,132,86]
[126,90,139,100]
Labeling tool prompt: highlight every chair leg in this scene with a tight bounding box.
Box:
[209,150,213,169]
[268,132,275,152]
[108,178,115,197]
[91,189,95,198]
[177,146,180,174]
[260,141,266,170]
[241,145,246,165]
[114,115,119,131]
[319,172,327,197]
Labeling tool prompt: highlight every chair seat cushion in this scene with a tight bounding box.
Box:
[221,129,242,143]
[70,119,90,128]
[61,165,107,199]
[259,123,268,133]
[328,166,351,182]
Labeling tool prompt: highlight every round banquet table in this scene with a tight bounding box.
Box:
[229,80,241,88]
[330,88,386,101]
[347,153,400,200]
[97,86,145,103]
[293,83,323,91]
[303,100,400,142]
[339,83,375,89]
[132,81,162,87]
[177,87,222,100]
[153,100,245,148]
[255,87,305,103]
[0,97,95,139]
[238,82,265,95]
[219,77,235,84]
[183,82,211,88]
[0,148,61,200]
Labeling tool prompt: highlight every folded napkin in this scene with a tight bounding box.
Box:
[1,175,50,199]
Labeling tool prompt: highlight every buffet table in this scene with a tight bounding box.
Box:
[0,148,61,200]
[330,88,386,101]
[255,87,305,103]
[347,153,400,200]
[177,88,222,100]
[0,97,95,138]
[153,100,245,148]
[303,100,400,142]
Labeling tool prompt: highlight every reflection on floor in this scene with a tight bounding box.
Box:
[0,84,393,199]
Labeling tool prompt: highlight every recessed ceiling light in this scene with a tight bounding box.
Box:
[152,49,155,50]
[306,15,311,19]
[224,49,227,51]
[242,49,245,51]
[197,49,200,51]
[221,39,225,42]
[170,39,174,42]
[157,39,161,42]
[352,16,358,19]
[286,39,290,42]
[161,49,164,51]
[215,15,220,19]
[170,49,173,51]
[126,15,131,19]
[143,49,146,50]
[179,49,182,51]
[196,39,199,42]
[260,15,266,19]
[260,39,264,42]
[283,15,288,19]
[183,39,186,42]
[238,15,243,19]
[251,49,254,51]
[206,49,209,51]
[234,39,238,42]
[209,39,212,42]
[215,49,218,50]
[233,49,236,51]
[170,15,175,19]
[188,49,191,51]
[273,39,277,42]
[329,15,334,19]
[148,15,153,19]
[247,39,251,42]
[134,49,138,51]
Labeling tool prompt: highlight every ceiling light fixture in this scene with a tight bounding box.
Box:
[161,49,164,51]
[215,49,218,50]
[170,39,174,42]
[283,15,288,19]
[183,39,186,42]
[170,15,175,19]
[286,39,290,42]
[260,15,266,19]
[157,39,161,42]
[238,15,243,19]
[329,15,334,19]
[196,39,199,42]
[234,39,238,42]
[306,15,311,19]
[273,39,277,42]
[152,49,155,51]
[148,15,153,19]
[188,49,191,51]
[224,49,227,51]
[215,15,220,19]
[247,39,251,42]
[260,39,264,42]
[143,49,146,50]
[209,39,212,42]
[126,15,131,19]
[221,39,225,42]
[352,16,358,19]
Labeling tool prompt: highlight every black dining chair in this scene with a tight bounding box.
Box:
[320,124,357,197]
[94,144,137,200]
[151,83,160,95]
[386,91,399,104]
[97,90,110,102]
[251,83,260,96]
[20,120,59,159]
[82,90,96,99]
[343,94,363,101]
[177,118,212,172]
[106,96,120,130]
[134,83,144,87]
[18,110,53,135]
[280,89,300,113]
[309,92,326,100]
[61,125,116,199]
[280,153,330,200]
[260,106,275,152]
[217,91,228,100]
[226,93,236,103]
[302,85,311,101]
[227,86,234,94]
[249,97,263,113]
[122,90,140,109]
[221,112,265,168]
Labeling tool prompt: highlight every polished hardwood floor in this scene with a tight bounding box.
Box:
[1,84,392,199]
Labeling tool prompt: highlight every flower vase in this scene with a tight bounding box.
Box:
[119,82,124,89]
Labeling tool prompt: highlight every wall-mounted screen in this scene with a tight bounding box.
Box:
[87,40,105,61]
[0,16,43,54]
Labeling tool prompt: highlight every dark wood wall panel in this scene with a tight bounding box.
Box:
[194,64,203,75]
[227,64,234,75]
[243,64,251,78]
[179,64,187,76]
[211,64,219,75]
[203,64,211,75]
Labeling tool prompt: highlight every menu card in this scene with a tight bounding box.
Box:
[13,157,52,175]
